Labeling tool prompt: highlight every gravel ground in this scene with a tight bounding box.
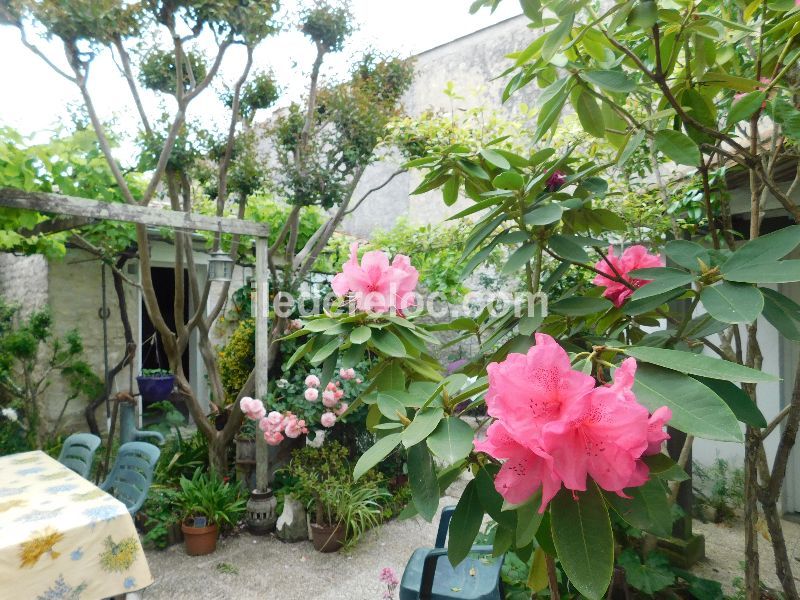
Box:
[143,497,800,599]
[143,494,460,600]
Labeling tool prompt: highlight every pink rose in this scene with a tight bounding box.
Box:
[335,402,349,416]
[356,378,362,384]
[266,411,284,427]
[320,412,337,428]
[592,245,664,308]
[334,389,344,400]
[240,397,266,421]
[339,368,356,380]
[264,431,284,446]
[305,374,320,388]
[322,390,338,408]
[304,388,319,402]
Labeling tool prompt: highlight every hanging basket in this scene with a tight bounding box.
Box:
[137,374,176,404]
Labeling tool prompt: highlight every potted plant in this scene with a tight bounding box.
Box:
[140,486,183,549]
[177,468,246,556]
[285,442,387,552]
[137,368,175,404]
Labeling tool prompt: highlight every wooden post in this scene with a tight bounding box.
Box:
[254,237,270,492]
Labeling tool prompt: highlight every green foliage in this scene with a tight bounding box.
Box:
[224,71,280,121]
[218,318,255,403]
[176,468,246,528]
[693,458,745,523]
[300,1,353,53]
[139,49,208,95]
[0,298,102,448]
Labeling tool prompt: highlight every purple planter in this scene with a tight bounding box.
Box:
[136,374,176,404]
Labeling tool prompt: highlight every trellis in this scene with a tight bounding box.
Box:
[0,188,273,490]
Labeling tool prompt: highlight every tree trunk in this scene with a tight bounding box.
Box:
[762,499,799,599]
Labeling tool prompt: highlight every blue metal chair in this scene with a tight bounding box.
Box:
[99,441,161,516]
[399,506,505,600]
[58,433,102,479]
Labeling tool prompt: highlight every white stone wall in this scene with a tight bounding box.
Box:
[0,253,48,315]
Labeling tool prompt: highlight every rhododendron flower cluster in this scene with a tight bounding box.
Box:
[593,245,664,307]
[474,333,671,512]
[331,242,419,313]
[303,374,353,428]
[239,397,309,446]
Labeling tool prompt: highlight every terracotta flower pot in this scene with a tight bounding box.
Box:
[310,522,345,553]
[181,520,219,556]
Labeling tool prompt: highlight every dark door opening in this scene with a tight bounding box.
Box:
[141,266,191,423]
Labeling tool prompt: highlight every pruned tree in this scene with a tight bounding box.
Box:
[0,0,412,472]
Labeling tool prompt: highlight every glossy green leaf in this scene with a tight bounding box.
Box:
[541,13,574,62]
[502,243,538,275]
[480,148,511,169]
[310,336,340,364]
[475,465,516,530]
[551,296,613,316]
[524,203,564,226]
[402,407,445,448]
[629,268,693,301]
[694,376,766,427]
[607,479,671,537]
[625,346,777,383]
[761,288,800,341]
[727,91,766,127]
[427,417,475,465]
[377,392,407,421]
[408,442,440,522]
[643,454,689,481]
[551,483,613,600]
[627,0,658,29]
[371,329,407,357]
[722,260,800,284]
[549,234,590,262]
[515,494,544,547]
[350,326,371,345]
[353,432,402,480]
[582,69,636,92]
[700,282,763,324]
[493,171,525,190]
[664,240,710,271]
[447,479,484,566]
[632,364,743,441]
[654,130,701,166]
[722,225,800,270]
[443,173,461,206]
[574,88,605,138]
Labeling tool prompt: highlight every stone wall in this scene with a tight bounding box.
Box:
[0,253,48,315]
[341,15,540,239]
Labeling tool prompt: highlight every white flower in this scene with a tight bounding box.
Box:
[276,378,290,389]
[2,407,18,422]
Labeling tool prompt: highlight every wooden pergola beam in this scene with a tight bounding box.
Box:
[0,188,269,237]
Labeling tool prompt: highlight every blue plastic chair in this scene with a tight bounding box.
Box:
[399,506,505,600]
[57,433,102,479]
[99,441,161,516]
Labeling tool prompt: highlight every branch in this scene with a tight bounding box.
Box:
[343,168,406,215]
[112,35,152,136]
[16,26,76,82]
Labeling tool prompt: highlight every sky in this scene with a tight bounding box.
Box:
[0,1,522,139]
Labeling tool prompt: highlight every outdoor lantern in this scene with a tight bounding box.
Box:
[208,249,234,282]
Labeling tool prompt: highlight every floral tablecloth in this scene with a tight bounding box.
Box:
[0,450,152,599]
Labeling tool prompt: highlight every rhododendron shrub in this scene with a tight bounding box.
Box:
[288,130,781,599]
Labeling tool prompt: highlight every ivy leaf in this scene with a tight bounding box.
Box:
[618,550,675,595]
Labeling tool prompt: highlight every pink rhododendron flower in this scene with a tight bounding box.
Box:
[475,334,670,511]
[305,374,320,388]
[240,396,266,421]
[320,412,337,428]
[335,402,348,416]
[546,170,567,191]
[331,242,419,313]
[304,388,319,402]
[322,390,338,408]
[339,367,356,380]
[593,245,664,307]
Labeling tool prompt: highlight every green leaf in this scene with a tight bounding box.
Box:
[350,326,371,345]
[618,550,675,595]
[654,130,701,166]
[475,465,516,530]
[353,432,402,480]
[632,364,743,442]
[408,442,440,522]
[629,267,693,301]
[721,260,800,284]
[371,329,407,357]
[582,69,636,93]
[550,296,613,316]
[627,0,658,29]
[541,13,574,62]
[551,483,613,600]
[428,417,475,465]
[524,203,564,226]
[310,336,340,364]
[443,173,461,206]
[402,407,445,448]
[664,240,710,271]
[493,171,525,190]
[618,129,645,167]
[502,243,538,275]
[447,479,484,566]
[722,225,800,270]
[607,479,672,537]
[377,392,407,421]
[574,89,605,138]
[480,148,511,170]
[700,282,763,324]
[549,234,590,263]
[303,318,339,332]
[643,454,689,481]
[515,495,544,547]
[625,346,777,383]
[727,91,766,127]
[694,376,767,427]
[761,288,800,341]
